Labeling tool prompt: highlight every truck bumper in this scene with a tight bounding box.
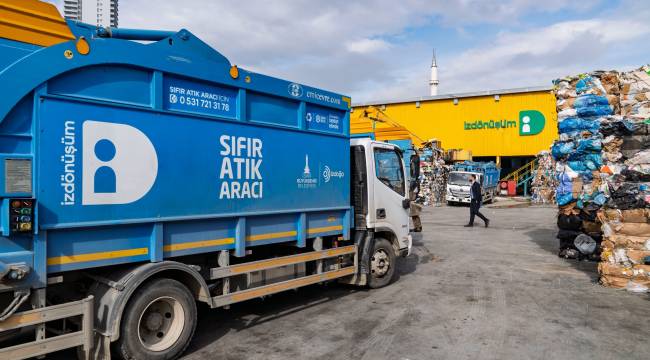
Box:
[399,234,412,257]
[446,195,470,203]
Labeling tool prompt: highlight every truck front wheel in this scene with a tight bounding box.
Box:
[114,278,197,360]
[368,238,396,288]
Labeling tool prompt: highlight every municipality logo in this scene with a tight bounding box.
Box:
[322,165,344,183]
[288,83,303,97]
[519,110,545,136]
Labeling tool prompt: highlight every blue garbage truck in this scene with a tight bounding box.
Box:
[446,161,501,205]
[0,1,412,359]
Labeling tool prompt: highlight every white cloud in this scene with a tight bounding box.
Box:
[42,0,647,103]
[443,17,650,93]
[345,39,390,54]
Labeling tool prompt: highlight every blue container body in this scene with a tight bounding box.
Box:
[452,161,501,189]
[0,22,351,288]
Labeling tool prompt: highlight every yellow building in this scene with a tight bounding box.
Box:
[352,87,558,174]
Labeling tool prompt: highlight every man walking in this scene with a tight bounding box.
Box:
[465,174,490,228]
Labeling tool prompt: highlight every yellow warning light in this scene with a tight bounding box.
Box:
[64,49,73,59]
[76,37,90,55]
[245,76,251,83]
[229,65,239,79]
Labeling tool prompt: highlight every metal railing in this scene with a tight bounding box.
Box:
[500,158,538,196]
[0,296,94,360]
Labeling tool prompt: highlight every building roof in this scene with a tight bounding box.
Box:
[352,85,553,107]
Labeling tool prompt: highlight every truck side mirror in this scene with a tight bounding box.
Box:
[410,154,420,179]
[402,199,411,209]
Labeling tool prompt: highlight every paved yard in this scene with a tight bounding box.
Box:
[181,205,649,360]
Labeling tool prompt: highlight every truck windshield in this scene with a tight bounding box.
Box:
[374,148,405,196]
[448,172,473,185]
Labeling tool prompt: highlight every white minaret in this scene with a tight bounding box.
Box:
[429,49,439,96]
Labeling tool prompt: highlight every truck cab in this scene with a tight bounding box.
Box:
[351,138,411,248]
[446,171,483,204]
[446,161,501,205]
[350,139,412,287]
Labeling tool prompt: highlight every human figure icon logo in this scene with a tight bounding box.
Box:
[522,116,531,133]
[518,110,545,136]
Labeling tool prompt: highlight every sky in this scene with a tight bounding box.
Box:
[48,0,649,103]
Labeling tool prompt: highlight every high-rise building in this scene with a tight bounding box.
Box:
[64,0,118,28]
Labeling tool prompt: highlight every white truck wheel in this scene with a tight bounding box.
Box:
[368,238,397,289]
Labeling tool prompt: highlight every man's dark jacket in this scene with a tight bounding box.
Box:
[470,181,482,206]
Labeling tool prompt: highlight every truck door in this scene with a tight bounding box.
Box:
[370,144,410,244]
[350,145,368,229]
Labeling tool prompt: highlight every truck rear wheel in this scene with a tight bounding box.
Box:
[368,238,396,289]
[114,278,197,360]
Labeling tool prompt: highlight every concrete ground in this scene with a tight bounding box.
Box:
[181,206,650,360]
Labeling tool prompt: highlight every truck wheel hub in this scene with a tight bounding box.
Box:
[371,249,390,277]
[145,313,164,331]
[138,296,185,352]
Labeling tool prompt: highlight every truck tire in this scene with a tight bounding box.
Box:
[368,238,396,289]
[114,278,197,360]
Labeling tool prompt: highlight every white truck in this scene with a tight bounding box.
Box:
[446,162,501,205]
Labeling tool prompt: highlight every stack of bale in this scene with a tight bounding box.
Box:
[416,155,435,206]
[531,151,557,204]
[552,72,617,259]
[620,65,650,121]
[551,65,650,292]
[416,142,448,206]
[596,66,650,292]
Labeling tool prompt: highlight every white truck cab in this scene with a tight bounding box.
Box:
[446,171,480,204]
[446,170,498,205]
[348,138,412,287]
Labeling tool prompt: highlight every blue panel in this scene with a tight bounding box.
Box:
[47,224,151,272]
[0,95,34,154]
[246,213,296,246]
[308,211,344,231]
[247,92,299,127]
[37,98,349,228]
[48,66,152,107]
[305,104,344,134]
[163,76,238,119]
[0,38,39,70]
[164,218,235,257]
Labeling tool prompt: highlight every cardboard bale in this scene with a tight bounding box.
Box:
[608,234,650,250]
[600,208,650,223]
[611,222,650,237]
[626,250,650,264]
[599,262,650,279]
[600,274,650,289]
[600,248,650,265]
